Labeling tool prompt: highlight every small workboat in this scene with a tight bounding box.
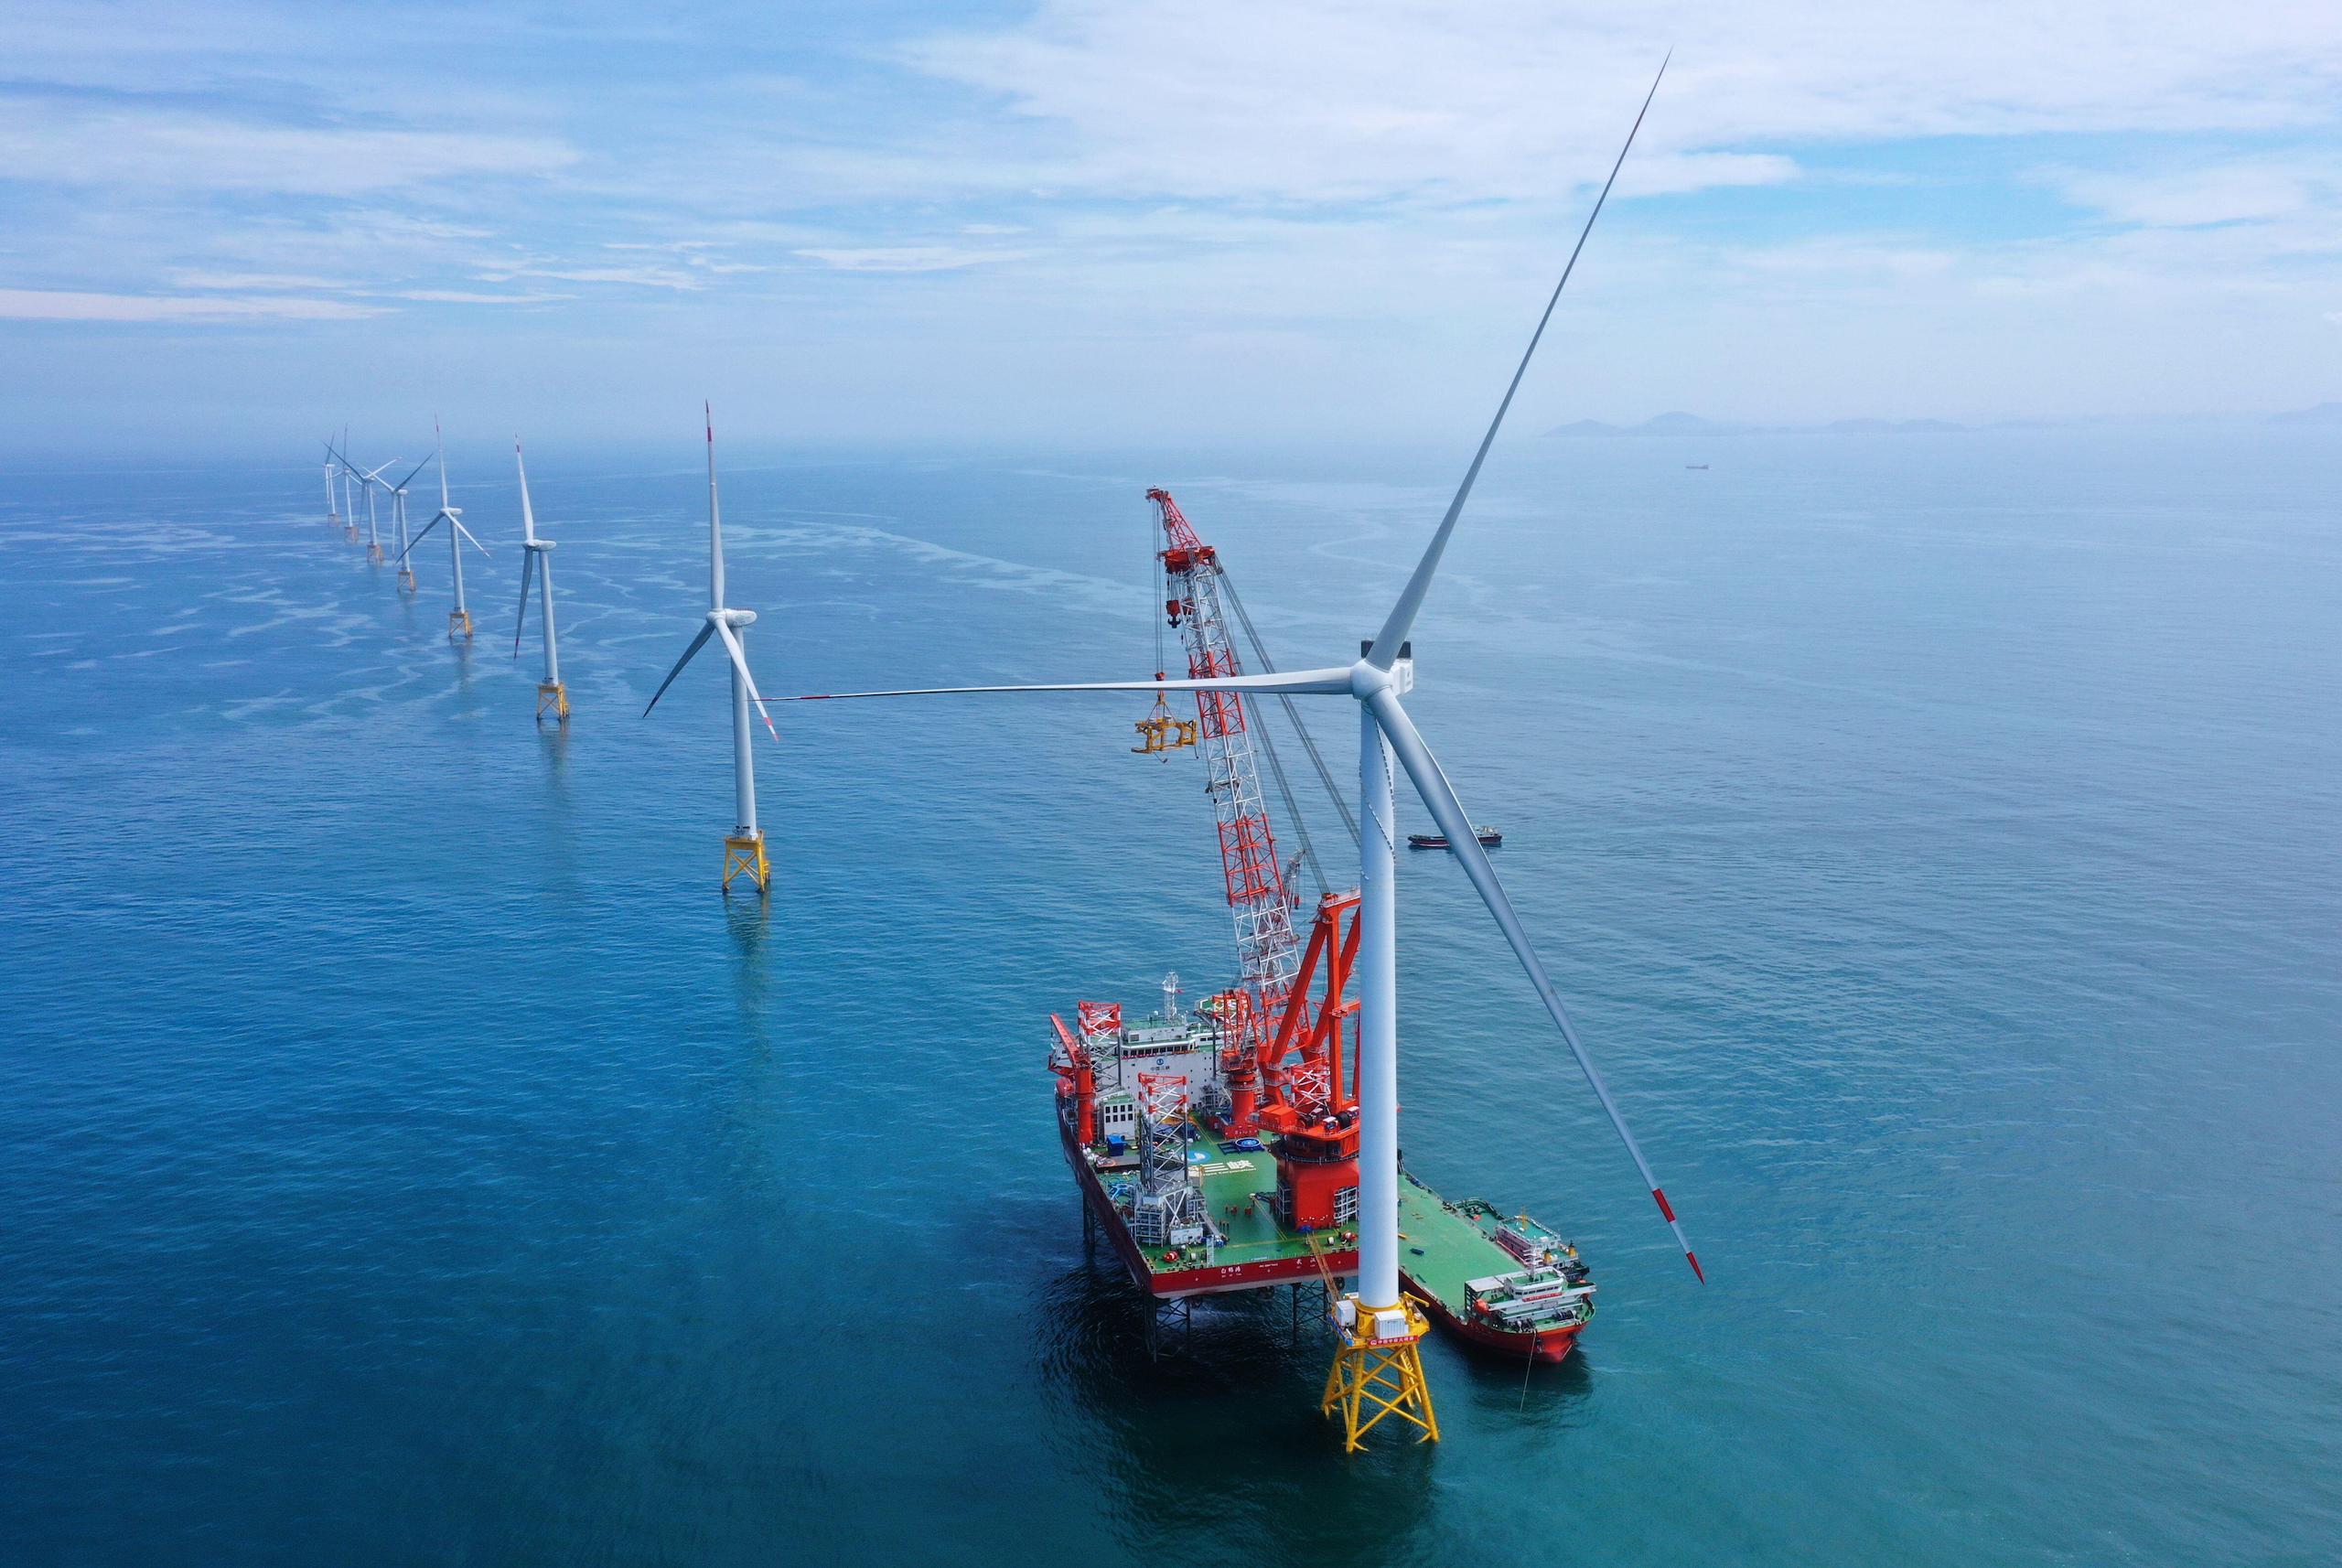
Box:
[1408,825,1501,849]
[1399,1176,1594,1363]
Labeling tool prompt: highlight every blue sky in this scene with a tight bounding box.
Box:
[5,1,2341,455]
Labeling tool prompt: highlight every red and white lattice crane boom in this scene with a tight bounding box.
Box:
[1149,487,1360,1136]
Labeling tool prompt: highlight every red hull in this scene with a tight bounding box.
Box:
[1405,1277,1585,1363]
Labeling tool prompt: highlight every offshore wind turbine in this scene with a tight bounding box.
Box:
[323,445,342,532]
[385,453,430,594]
[356,458,395,561]
[328,443,400,563]
[788,59,1686,1450]
[393,420,491,639]
[642,408,779,893]
[509,437,568,724]
[338,427,360,542]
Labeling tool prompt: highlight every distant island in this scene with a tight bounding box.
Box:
[1547,412,1988,437]
[1547,406,2342,436]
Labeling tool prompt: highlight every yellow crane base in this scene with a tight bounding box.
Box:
[536,682,570,724]
[447,609,473,640]
[1321,1297,1441,1452]
[723,832,769,894]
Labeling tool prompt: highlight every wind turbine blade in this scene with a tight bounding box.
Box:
[395,455,432,491]
[642,623,715,717]
[787,667,1354,702]
[1367,685,1704,1283]
[710,618,780,743]
[1364,52,1669,671]
[512,550,536,658]
[393,515,443,564]
[454,519,492,558]
[514,437,536,543]
[704,402,725,612]
[435,417,449,511]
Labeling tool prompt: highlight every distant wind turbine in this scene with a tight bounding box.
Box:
[328,442,401,564]
[392,419,490,639]
[385,453,431,595]
[642,407,779,893]
[510,438,568,724]
[338,425,360,541]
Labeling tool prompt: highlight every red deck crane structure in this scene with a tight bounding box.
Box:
[1150,487,1307,1137]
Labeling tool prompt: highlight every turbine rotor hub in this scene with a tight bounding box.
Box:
[1348,657,1413,700]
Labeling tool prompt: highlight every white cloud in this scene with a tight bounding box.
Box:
[2055,164,2329,228]
[0,102,576,194]
[795,246,1032,273]
[168,270,349,291]
[392,289,576,304]
[0,287,384,321]
[895,0,2342,203]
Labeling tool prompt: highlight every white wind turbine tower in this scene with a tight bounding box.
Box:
[384,452,430,594]
[789,60,1690,1451]
[393,420,491,639]
[356,457,396,561]
[510,437,568,724]
[643,407,780,893]
[328,442,401,563]
[338,427,360,542]
[322,444,342,532]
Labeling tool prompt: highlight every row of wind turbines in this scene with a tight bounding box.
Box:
[318,412,778,890]
[310,61,1692,1454]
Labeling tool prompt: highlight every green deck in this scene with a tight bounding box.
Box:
[1393,1168,1550,1310]
[1114,1137,1565,1304]
[1194,1149,1313,1263]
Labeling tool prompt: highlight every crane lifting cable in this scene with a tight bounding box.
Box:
[1216,567,1361,854]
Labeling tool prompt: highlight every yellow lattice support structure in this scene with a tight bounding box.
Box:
[723,831,769,894]
[536,682,569,725]
[344,521,361,542]
[447,608,473,640]
[367,541,385,563]
[1307,1236,1437,1451]
[396,565,416,594]
[1320,1294,1440,1452]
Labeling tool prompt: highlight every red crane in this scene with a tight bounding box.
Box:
[1146,486,1366,1178]
[1149,488,1303,1135]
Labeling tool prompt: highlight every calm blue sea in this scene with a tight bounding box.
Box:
[2,428,2337,1566]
